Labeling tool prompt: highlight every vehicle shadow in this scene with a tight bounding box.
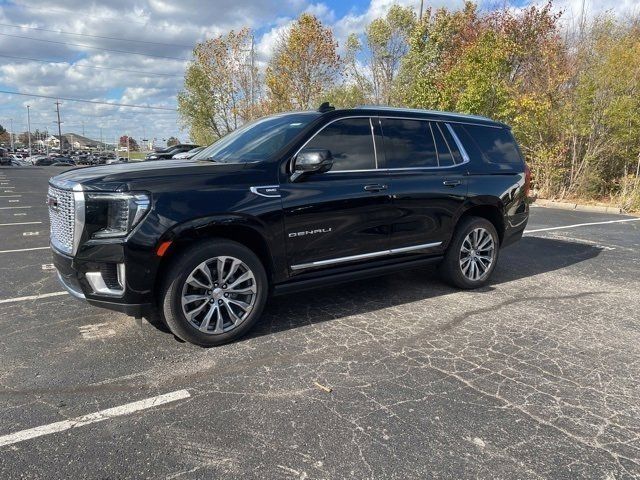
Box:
[246,236,604,341]
[145,236,604,343]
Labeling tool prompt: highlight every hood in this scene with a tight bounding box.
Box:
[51,159,248,191]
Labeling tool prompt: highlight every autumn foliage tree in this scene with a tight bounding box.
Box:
[178,28,259,145]
[178,3,640,211]
[119,135,139,151]
[265,14,341,110]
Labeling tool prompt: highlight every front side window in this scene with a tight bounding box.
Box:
[194,112,320,163]
[381,119,438,168]
[304,118,376,171]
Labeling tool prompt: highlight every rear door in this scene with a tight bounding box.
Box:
[281,117,395,272]
[381,118,468,252]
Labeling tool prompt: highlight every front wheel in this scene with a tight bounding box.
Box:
[160,239,268,347]
[440,216,499,289]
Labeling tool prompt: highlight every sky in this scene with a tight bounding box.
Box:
[0,0,637,147]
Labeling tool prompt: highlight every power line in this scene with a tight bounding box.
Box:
[6,4,191,30]
[0,32,190,61]
[0,54,183,78]
[0,22,195,49]
[0,90,178,111]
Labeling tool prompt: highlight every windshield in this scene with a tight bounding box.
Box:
[192,113,320,163]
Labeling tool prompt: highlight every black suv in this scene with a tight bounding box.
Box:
[49,107,530,346]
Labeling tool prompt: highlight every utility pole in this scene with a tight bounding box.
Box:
[100,127,103,153]
[127,134,130,161]
[26,105,32,157]
[55,100,63,153]
[419,0,424,22]
[9,118,14,152]
[250,34,255,116]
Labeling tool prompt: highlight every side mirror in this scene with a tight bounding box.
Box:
[292,148,333,181]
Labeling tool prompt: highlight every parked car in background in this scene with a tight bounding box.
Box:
[172,146,205,159]
[9,157,31,166]
[145,144,199,160]
[36,156,76,166]
[51,158,76,167]
[0,148,9,166]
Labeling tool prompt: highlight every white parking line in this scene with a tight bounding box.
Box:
[525,217,640,234]
[0,195,21,198]
[0,390,191,447]
[0,291,67,304]
[22,231,40,236]
[0,246,49,254]
[0,206,31,210]
[0,221,42,226]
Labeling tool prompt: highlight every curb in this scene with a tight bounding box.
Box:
[534,199,623,214]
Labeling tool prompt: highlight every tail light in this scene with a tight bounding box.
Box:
[524,163,532,198]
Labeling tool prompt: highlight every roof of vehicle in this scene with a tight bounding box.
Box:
[312,105,508,128]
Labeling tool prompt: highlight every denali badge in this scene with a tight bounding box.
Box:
[288,228,332,238]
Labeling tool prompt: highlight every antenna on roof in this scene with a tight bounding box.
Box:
[317,102,335,113]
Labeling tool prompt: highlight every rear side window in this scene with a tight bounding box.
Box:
[452,124,523,169]
[381,119,438,168]
[306,118,375,171]
[431,123,455,167]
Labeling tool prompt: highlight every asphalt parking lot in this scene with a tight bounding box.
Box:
[0,166,639,479]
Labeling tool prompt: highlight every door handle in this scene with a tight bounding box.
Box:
[442,179,462,187]
[363,184,388,192]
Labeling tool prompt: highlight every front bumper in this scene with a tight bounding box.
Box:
[52,246,153,317]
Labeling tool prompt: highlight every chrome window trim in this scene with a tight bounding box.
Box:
[435,122,456,166]
[369,117,378,169]
[291,241,442,271]
[445,123,471,163]
[292,115,378,174]
[291,115,477,176]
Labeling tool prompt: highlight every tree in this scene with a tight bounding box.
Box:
[365,5,416,105]
[119,135,139,152]
[167,136,179,147]
[0,124,9,146]
[178,28,259,145]
[265,13,341,111]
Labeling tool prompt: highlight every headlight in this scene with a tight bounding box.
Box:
[84,192,150,239]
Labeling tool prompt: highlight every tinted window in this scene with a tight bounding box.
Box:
[439,123,464,164]
[194,113,320,163]
[381,119,437,168]
[453,124,522,166]
[431,123,454,166]
[305,118,375,171]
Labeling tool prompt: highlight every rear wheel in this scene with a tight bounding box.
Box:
[440,216,499,289]
[160,239,268,346]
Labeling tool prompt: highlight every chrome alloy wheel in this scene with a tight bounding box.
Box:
[459,227,496,282]
[181,256,257,334]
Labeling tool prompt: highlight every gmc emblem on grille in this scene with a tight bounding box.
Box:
[47,195,58,211]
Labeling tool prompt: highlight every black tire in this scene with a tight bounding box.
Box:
[440,216,500,289]
[160,239,268,347]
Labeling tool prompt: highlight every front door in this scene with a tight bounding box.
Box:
[281,117,395,272]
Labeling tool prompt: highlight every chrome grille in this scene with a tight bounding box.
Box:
[48,184,75,254]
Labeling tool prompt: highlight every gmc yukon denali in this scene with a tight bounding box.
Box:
[48,106,530,346]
